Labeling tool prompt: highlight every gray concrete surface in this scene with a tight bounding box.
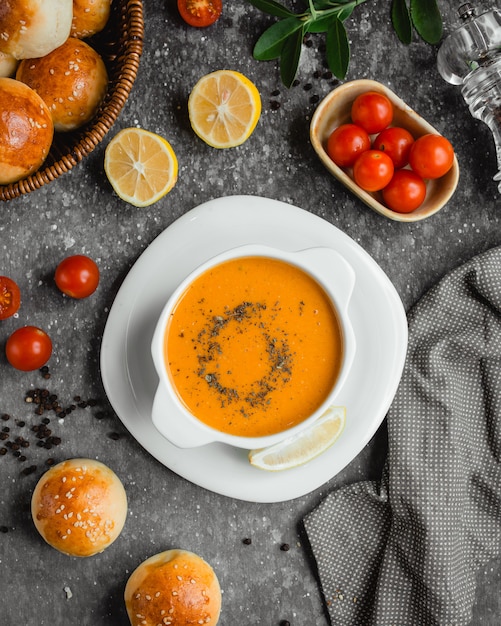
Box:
[0,1,500,624]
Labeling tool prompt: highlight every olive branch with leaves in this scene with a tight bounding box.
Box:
[247,0,443,87]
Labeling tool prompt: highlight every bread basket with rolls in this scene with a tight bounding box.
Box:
[0,0,144,202]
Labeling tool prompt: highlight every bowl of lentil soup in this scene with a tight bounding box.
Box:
[151,244,357,450]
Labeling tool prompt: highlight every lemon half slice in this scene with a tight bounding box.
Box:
[104,128,178,207]
[248,406,346,472]
[188,69,261,149]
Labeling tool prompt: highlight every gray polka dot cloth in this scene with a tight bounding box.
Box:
[304,246,501,625]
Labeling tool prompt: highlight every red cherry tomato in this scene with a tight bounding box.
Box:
[372,126,414,169]
[326,123,371,168]
[409,134,455,179]
[177,0,222,27]
[351,91,393,134]
[0,276,21,320]
[6,326,52,371]
[353,150,394,192]
[382,169,427,213]
[55,255,100,299]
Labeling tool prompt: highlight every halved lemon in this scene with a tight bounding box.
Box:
[188,69,261,148]
[248,406,346,472]
[104,128,178,207]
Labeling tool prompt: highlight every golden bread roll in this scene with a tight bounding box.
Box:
[0,51,18,77]
[0,0,73,60]
[31,458,127,557]
[124,550,222,626]
[0,77,54,185]
[72,0,112,39]
[16,38,108,132]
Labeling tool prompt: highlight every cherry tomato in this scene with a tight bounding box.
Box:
[55,254,100,299]
[178,0,222,27]
[382,169,427,213]
[6,326,52,371]
[353,150,394,192]
[0,276,21,320]
[372,126,414,169]
[409,134,455,179]
[351,91,393,134]
[326,123,371,168]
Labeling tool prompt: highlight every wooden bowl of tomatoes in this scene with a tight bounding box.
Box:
[310,79,459,222]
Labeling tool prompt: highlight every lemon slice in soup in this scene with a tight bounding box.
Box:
[248,406,346,471]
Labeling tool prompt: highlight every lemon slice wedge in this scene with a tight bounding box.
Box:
[104,128,178,207]
[188,69,261,148]
[248,406,346,472]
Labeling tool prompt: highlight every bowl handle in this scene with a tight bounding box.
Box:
[295,247,356,311]
[151,383,215,448]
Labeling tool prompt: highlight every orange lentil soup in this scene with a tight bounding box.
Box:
[164,256,344,437]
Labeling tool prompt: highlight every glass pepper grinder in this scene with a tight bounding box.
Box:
[437,3,501,192]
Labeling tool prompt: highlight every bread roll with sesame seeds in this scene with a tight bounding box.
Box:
[31,458,127,557]
[124,550,222,626]
[0,77,54,185]
[71,0,112,39]
[16,37,108,132]
[0,0,73,60]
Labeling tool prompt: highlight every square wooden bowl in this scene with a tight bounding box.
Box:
[310,79,459,222]
[0,0,144,202]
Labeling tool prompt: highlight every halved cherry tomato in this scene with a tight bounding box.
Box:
[0,276,21,320]
[373,126,414,169]
[178,0,222,27]
[353,150,394,192]
[382,169,427,213]
[409,134,455,179]
[6,326,52,371]
[351,91,393,134]
[55,254,100,299]
[326,123,371,168]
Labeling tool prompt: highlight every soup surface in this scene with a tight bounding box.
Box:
[164,256,343,437]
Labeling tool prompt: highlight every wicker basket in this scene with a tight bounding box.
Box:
[0,0,144,202]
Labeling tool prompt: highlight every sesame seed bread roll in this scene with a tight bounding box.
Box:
[16,38,108,132]
[0,77,54,185]
[124,550,222,626]
[71,0,112,39]
[0,0,73,60]
[0,51,18,77]
[31,458,127,557]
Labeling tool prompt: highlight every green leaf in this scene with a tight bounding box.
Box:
[410,0,442,44]
[391,0,412,44]
[306,14,336,33]
[253,17,304,60]
[313,0,355,8]
[325,16,350,79]
[280,26,305,88]
[246,0,297,18]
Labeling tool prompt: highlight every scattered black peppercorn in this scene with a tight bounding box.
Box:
[0,526,9,533]
[21,465,37,476]
[280,621,291,626]
[280,543,290,551]
[1,370,113,469]
[109,432,120,441]
[242,537,252,545]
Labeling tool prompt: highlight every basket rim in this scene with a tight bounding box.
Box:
[0,0,144,202]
